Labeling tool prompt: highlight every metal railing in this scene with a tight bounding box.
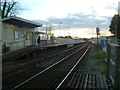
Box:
[106,43,120,89]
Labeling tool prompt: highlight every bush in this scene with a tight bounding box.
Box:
[92,44,106,59]
[94,52,106,59]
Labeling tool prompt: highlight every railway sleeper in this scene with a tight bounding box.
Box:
[65,72,108,89]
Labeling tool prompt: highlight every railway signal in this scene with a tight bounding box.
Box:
[96,27,100,44]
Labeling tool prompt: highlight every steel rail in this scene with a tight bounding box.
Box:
[3,43,84,75]
[13,44,84,66]
[11,44,88,90]
[55,45,91,89]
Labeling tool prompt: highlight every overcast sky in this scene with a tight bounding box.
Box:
[19,0,119,38]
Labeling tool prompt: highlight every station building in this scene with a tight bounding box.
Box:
[2,16,42,54]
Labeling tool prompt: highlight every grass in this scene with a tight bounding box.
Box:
[92,51,106,59]
[90,44,107,75]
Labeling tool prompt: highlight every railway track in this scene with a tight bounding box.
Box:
[3,43,85,76]
[3,42,91,89]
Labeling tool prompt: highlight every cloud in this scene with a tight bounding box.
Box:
[104,1,118,10]
[105,6,117,10]
[34,7,112,30]
[45,12,111,29]
[33,12,113,38]
[34,12,111,31]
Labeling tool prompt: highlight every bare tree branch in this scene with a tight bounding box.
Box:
[2,0,7,18]
[1,0,23,18]
[5,1,16,17]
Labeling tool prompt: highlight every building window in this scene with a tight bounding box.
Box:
[14,30,19,39]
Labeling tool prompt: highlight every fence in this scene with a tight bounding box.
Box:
[107,43,120,89]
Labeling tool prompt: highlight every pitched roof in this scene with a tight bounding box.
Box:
[2,16,42,28]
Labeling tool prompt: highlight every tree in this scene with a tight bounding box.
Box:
[1,0,23,18]
[109,14,120,38]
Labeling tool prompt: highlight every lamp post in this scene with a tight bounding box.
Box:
[48,23,53,45]
[46,21,49,46]
[59,22,62,37]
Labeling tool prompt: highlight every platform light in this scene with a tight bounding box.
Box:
[59,22,62,37]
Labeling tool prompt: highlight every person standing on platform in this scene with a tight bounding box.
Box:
[37,36,40,46]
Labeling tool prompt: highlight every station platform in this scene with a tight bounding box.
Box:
[2,42,83,62]
[2,46,34,62]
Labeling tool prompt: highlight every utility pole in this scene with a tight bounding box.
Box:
[0,0,2,89]
[118,1,120,44]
